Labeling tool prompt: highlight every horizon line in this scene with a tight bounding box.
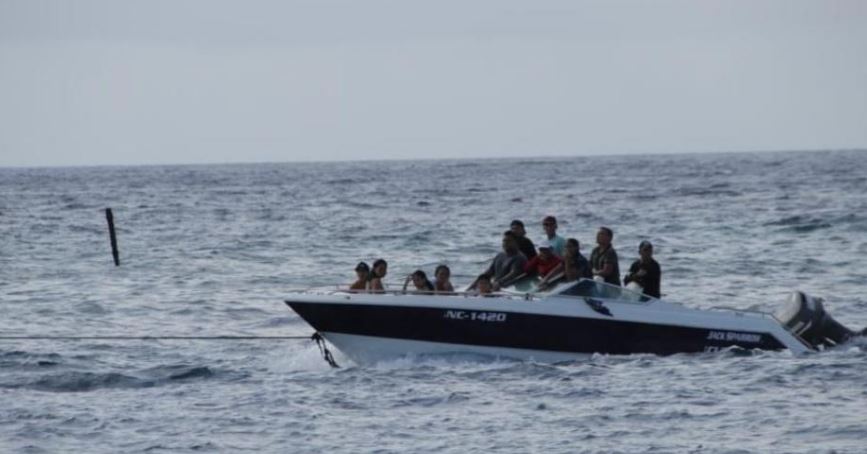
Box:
[1,147,865,170]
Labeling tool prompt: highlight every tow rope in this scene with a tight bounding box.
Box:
[311,332,340,368]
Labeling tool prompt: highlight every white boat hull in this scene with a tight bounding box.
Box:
[323,332,593,364]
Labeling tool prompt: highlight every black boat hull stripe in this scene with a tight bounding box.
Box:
[286,301,786,355]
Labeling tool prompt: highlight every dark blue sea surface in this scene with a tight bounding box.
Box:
[1,151,866,453]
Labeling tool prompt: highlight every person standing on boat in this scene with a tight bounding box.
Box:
[542,216,566,257]
[510,219,537,259]
[624,241,661,298]
[590,227,621,285]
[433,264,455,293]
[478,231,527,291]
[368,258,388,293]
[349,262,370,291]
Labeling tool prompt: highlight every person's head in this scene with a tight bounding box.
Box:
[477,274,493,294]
[434,264,451,282]
[538,241,554,259]
[411,269,430,290]
[355,262,370,280]
[639,240,653,260]
[510,220,526,238]
[372,258,388,278]
[502,230,519,254]
[565,238,579,255]
[596,227,613,247]
[542,216,558,238]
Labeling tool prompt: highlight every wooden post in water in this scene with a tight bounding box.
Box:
[105,208,120,266]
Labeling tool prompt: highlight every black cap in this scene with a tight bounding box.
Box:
[510,219,524,228]
[355,262,370,271]
[639,240,653,250]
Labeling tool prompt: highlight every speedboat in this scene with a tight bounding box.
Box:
[284,278,861,365]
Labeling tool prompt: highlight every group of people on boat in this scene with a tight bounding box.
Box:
[350,260,455,294]
[349,215,661,298]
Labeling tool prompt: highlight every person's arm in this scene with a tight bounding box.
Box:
[597,262,615,279]
[540,262,564,285]
[496,272,526,290]
[537,271,564,291]
[538,260,564,290]
[596,250,617,279]
[542,257,562,279]
[370,278,384,292]
[402,275,411,292]
[496,258,528,289]
[484,258,495,278]
[624,261,638,284]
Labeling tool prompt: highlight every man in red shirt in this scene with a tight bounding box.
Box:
[524,242,562,280]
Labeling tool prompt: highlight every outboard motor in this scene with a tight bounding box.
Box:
[774,291,857,349]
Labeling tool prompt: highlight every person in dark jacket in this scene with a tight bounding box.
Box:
[624,240,661,298]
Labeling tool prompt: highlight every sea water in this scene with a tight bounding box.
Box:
[1,151,866,453]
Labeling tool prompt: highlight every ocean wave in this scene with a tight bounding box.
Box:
[764,215,832,233]
[12,371,146,392]
[2,364,231,393]
[0,350,64,369]
[673,186,742,197]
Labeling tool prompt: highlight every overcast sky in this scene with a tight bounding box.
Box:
[1,0,865,167]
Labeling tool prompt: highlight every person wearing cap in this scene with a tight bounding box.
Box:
[624,241,661,298]
[509,220,537,260]
[541,216,566,257]
[523,241,562,280]
[590,227,621,286]
[349,262,370,291]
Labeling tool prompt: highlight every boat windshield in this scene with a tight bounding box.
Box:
[553,279,653,303]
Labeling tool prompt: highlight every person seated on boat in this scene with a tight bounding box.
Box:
[368,258,388,293]
[538,238,591,290]
[509,219,537,259]
[523,241,562,280]
[476,273,494,296]
[403,269,435,293]
[349,261,370,292]
[478,231,527,291]
[563,238,592,281]
[433,264,455,293]
[541,215,566,257]
[590,227,621,286]
[624,240,661,298]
